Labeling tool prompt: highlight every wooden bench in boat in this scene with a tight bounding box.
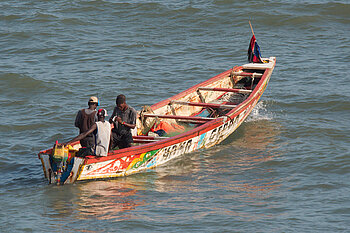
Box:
[170,100,237,109]
[142,113,215,122]
[143,100,235,125]
[231,71,263,77]
[197,87,252,94]
[133,135,169,140]
[242,59,274,70]
[132,135,169,143]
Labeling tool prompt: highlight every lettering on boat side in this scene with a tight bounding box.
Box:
[202,110,247,148]
[159,139,193,161]
[139,139,195,169]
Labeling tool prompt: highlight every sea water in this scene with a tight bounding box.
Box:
[0,0,349,231]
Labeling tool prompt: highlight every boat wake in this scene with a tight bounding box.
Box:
[246,101,273,122]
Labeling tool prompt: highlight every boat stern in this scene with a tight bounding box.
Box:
[38,150,85,185]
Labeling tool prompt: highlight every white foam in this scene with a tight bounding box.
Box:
[246,101,273,122]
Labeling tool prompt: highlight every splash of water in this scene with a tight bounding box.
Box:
[246,101,273,122]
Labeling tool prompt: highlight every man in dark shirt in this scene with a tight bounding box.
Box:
[74,96,99,147]
[109,94,137,149]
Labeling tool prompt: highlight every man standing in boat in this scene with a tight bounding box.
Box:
[74,96,99,148]
[109,94,137,149]
[65,109,111,157]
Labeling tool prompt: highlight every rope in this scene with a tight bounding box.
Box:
[250,73,255,90]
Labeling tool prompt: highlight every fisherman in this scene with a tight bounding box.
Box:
[109,94,137,149]
[74,96,99,148]
[64,109,111,157]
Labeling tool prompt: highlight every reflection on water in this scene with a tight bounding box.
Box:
[43,178,150,222]
[155,118,283,191]
[186,119,285,221]
[227,119,282,151]
[74,180,145,220]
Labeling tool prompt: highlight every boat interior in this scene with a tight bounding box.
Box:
[133,64,268,145]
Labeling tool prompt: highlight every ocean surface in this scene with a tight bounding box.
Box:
[1,0,349,232]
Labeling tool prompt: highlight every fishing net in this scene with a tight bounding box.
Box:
[139,105,160,135]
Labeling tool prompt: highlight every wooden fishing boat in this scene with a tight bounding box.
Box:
[38,56,276,185]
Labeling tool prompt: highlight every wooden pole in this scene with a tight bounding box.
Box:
[143,113,215,121]
[197,87,253,94]
[133,135,168,140]
[249,21,255,36]
[171,101,237,109]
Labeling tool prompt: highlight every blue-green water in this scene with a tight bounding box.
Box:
[1,0,349,232]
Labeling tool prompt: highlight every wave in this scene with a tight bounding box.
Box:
[0,73,49,93]
[274,97,350,113]
[0,73,77,98]
[318,2,350,18]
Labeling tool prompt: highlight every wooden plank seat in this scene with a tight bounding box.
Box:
[232,71,263,77]
[133,139,159,143]
[142,113,216,122]
[242,59,274,70]
[132,136,169,143]
[133,135,169,140]
[170,100,237,109]
[197,87,252,94]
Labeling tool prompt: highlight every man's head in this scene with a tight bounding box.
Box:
[116,94,127,110]
[97,108,108,121]
[88,96,99,109]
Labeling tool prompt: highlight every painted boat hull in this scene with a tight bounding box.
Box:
[39,57,276,184]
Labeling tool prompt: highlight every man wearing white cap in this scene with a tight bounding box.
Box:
[65,108,111,157]
[74,96,99,148]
